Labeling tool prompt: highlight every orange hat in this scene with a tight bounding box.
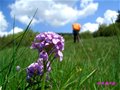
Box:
[72,23,81,31]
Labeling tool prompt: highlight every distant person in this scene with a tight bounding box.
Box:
[72,23,81,43]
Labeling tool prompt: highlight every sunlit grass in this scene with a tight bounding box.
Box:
[0,36,119,89]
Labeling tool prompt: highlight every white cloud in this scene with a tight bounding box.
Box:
[81,23,99,32]
[0,11,8,31]
[0,31,8,37]
[78,2,98,18]
[82,10,118,32]
[80,0,93,8]
[0,11,23,37]
[96,17,104,25]
[0,27,23,37]
[9,0,98,26]
[103,10,118,25]
[9,27,23,34]
[17,15,38,25]
[54,0,78,6]
[96,10,118,25]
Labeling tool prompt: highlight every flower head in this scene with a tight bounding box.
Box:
[39,50,48,61]
[16,65,20,71]
[31,32,65,61]
[26,63,43,77]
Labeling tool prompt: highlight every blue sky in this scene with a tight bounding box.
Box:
[0,0,119,36]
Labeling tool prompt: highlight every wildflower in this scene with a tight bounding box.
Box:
[26,75,32,83]
[105,82,109,85]
[46,61,51,72]
[55,50,63,61]
[26,63,43,77]
[16,65,20,71]
[97,82,101,85]
[101,82,104,85]
[37,58,51,72]
[39,50,48,61]
[111,82,116,86]
[27,32,64,88]
[31,32,65,61]
[76,67,82,72]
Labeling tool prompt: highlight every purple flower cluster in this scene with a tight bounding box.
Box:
[31,32,64,61]
[26,32,64,83]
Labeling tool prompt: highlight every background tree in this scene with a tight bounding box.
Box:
[116,10,120,23]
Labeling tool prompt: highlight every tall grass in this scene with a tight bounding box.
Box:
[0,36,119,89]
[0,9,38,90]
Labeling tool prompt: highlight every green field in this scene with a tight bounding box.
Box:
[0,36,120,90]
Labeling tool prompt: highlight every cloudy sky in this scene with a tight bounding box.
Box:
[0,0,119,36]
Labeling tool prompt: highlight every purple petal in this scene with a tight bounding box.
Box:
[39,51,48,60]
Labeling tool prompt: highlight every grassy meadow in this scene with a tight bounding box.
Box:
[0,35,120,90]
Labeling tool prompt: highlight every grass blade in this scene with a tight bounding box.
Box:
[79,69,97,86]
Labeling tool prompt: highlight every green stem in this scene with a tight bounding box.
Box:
[42,72,46,90]
[42,61,47,90]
